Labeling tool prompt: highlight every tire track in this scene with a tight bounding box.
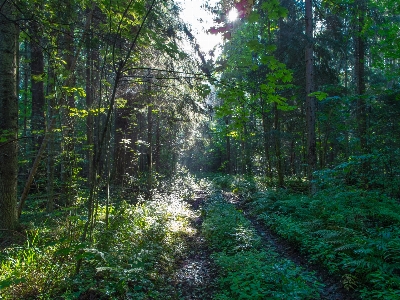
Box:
[223,191,359,300]
[171,190,216,299]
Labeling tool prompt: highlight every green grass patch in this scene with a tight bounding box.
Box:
[202,194,322,299]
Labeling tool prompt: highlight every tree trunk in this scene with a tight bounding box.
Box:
[61,14,77,206]
[154,113,161,172]
[30,20,45,150]
[0,1,19,231]
[46,66,56,213]
[146,80,153,198]
[305,0,316,193]
[85,26,95,188]
[274,103,284,187]
[261,109,272,179]
[355,0,367,152]
[225,117,231,174]
[114,105,130,182]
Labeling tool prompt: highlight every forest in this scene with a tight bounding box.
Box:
[0,0,400,299]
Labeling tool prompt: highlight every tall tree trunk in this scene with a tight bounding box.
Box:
[354,0,368,188]
[61,14,76,206]
[30,19,45,150]
[46,66,56,212]
[261,99,272,180]
[305,0,316,193]
[146,79,153,198]
[114,106,130,182]
[274,103,284,187]
[85,27,95,188]
[225,118,231,174]
[0,1,19,231]
[355,0,367,152]
[154,113,161,172]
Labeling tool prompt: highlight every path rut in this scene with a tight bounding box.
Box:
[223,191,359,300]
[171,190,216,299]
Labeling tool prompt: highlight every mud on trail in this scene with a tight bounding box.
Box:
[223,191,359,300]
[170,190,217,300]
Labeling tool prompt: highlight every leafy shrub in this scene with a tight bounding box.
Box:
[0,178,196,299]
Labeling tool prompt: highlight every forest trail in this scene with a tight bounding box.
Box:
[171,190,216,299]
[222,191,358,300]
[170,187,358,299]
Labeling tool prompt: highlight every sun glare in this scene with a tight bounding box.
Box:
[227,8,238,22]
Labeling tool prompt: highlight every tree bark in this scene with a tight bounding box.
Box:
[30,19,45,149]
[0,1,19,231]
[305,0,316,193]
[60,14,77,206]
[274,103,284,187]
[225,117,231,174]
[355,0,367,152]
[85,26,94,188]
[146,78,153,198]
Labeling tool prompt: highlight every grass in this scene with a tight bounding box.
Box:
[202,193,323,299]
[0,173,200,299]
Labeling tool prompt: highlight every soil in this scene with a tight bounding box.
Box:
[171,190,217,299]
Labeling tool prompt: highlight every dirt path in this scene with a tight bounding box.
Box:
[223,191,359,300]
[171,190,216,299]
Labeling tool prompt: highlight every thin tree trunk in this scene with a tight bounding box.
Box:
[225,117,231,174]
[261,110,272,179]
[305,0,316,193]
[146,78,153,198]
[86,26,94,188]
[154,113,161,172]
[355,0,367,152]
[274,103,284,187]
[46,66,56,212]
[30,19,45,150]
[61,14,77,206]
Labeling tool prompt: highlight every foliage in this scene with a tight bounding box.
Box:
[0,178,198,299]
[210,174,257,195]
[202,194,322,299]
[247,187,400,298]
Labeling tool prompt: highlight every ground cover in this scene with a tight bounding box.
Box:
[210,174,400,299]
[0,174,212,299]
[202,192,323,299]
[3,172,398,299]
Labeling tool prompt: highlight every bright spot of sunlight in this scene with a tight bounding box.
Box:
[176,0,222,58]
[227,8,239,22]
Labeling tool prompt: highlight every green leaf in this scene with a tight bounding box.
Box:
[308,91,328,101]
[248,12,260,23]
[0,277,26,290]
[247,40,263,52]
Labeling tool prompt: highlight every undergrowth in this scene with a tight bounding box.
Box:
[247,187,400,299]
[202,193,322,299]
[0,172,199,299]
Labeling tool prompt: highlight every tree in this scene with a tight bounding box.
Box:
[305,0,316,192]
[0,0,19,232]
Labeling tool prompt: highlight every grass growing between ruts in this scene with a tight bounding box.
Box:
[202,193,323,299]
